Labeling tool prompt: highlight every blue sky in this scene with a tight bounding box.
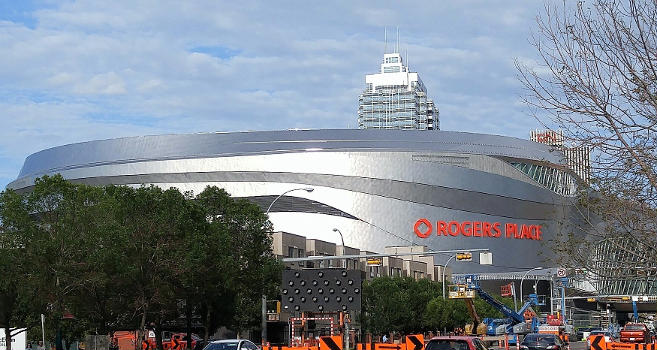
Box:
[0,1,552,189]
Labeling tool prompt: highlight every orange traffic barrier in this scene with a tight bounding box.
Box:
[590,334,657,350]
[269,334,425,350]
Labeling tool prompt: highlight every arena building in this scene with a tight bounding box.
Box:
[8,129,582,274]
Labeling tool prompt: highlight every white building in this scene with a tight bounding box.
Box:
[358,52,439,130]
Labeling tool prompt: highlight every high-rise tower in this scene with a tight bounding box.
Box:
[358,51,439,130]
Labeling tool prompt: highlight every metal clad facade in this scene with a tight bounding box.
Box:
[9,129,578,273]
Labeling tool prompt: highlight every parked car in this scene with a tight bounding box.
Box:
[519,333,566,350]
[426,336,489,350]
[203,339,260,350]
[586,330,614,350]
[577,327,597,341]
[619,323,651,343]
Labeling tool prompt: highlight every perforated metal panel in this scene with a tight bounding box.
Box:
[281,269,362,312]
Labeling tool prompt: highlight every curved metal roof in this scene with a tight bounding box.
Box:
[15,129,563,181]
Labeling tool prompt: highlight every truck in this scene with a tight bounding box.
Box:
[619,323,651,344]
[451,274,543,344]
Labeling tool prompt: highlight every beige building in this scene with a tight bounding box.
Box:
[270,231,450,282]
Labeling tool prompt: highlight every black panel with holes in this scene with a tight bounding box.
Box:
[281,269,362,312]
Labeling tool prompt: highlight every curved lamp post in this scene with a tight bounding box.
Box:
[442,254,457,299]
[332,228,346,268]
[265,187,315,214]
[262,187,314,345]
[519,266,544,310]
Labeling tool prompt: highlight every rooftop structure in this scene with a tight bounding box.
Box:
[358,51,439,130]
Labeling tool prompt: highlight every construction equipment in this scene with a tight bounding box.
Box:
[457,274,543,336]
[448,284,487,335]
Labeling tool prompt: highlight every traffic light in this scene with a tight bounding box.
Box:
[281,269,362,312]
[456,252,472,261]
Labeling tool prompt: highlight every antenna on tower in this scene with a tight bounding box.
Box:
[384,27,387,54]
[396,26,399,53]
[406,49,409,70]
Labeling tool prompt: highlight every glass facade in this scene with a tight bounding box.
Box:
[509,161,577,196]
[358,53,439,130]
[358,87,437,130]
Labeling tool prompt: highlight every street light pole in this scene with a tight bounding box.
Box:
[442,254,456,299]
[519,266,543,311]
[332,228,346,268]
[266,187,315,214]
[262,186,314,345]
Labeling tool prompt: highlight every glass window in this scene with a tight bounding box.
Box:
[383,66,400,73]
[426,340,470,350]
[241,341,259,350]
[473,339,488,350]
[204,342,240,350]
[287,247,295,258]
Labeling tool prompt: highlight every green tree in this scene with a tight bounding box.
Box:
[25,175,105,350]
[361,277,443,335]
[107,185,188,350]
[0,189,41,350]
[195,186,282,338]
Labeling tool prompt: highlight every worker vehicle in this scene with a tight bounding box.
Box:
[619,323,651,343]
[425,336,489,350]
[449,274,544,346]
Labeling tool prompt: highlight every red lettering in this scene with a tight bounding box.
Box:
[438,221,449,236]
[448,221,460,236]
[416,219,542,240]
[528,225,537,240]
[516,224,525,239]
[482,222,492,237]
[505,223,514,238]
[473,222,482,237]
[492,222,501,237]
[462,222,473,236]
[414,218,432,238]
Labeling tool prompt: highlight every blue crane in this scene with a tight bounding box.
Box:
[463,274,542,334]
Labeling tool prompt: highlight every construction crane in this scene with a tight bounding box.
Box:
[456,274,543,335]
[448,283,487,335]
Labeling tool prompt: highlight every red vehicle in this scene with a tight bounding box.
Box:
[425,336,488,350]
[619,323,651,343]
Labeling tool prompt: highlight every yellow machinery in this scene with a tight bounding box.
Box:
[448,285,487,335]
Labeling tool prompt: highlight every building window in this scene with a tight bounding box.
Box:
[384,66,400,73]
[287,247,295,258]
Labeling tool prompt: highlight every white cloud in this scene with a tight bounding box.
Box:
[0,0,550,189]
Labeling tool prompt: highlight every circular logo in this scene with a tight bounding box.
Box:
[557,268,566,277]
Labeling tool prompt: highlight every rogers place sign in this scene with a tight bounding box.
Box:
[414,219,543,241]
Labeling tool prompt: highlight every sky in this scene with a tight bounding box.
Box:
[0,0,552,190]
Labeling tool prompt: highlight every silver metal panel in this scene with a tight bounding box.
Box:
[8,129,578,274]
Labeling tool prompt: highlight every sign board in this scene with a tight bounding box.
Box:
[0,328,26,350]
[366,258,382,267]
[479,252,493,265]
[406,335,424,350]
[500,283,513,297]
[282,269,362,312]
[557,268,567,277]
